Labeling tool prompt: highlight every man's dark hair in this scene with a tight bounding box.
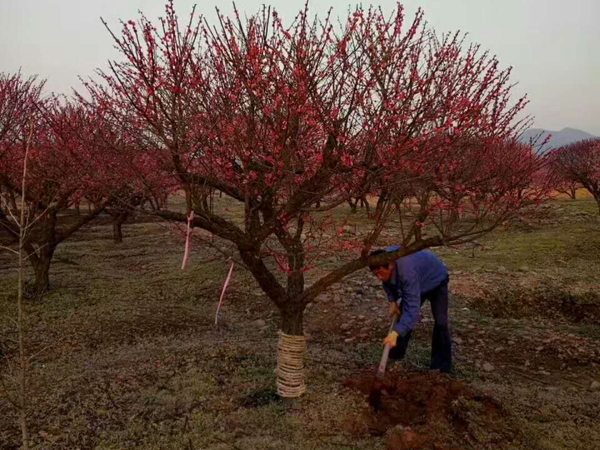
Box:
[368,249,388,271]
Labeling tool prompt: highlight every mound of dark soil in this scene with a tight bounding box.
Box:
[344,371,522,450]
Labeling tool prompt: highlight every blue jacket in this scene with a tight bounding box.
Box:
[381,248,448,337]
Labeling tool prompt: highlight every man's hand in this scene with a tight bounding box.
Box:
[388,301,400,319]
[383,331,398,348]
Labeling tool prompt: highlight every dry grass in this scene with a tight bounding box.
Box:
[0,198,599,449]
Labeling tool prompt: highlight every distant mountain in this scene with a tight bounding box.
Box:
[519,127,597,151]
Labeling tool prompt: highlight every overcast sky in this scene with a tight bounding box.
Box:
[1,0,598,135]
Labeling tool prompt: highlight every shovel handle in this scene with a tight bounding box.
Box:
[376,313,399,379]
[377,344,392,378]
[387,312,399,334]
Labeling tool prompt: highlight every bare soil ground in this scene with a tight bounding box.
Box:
[1,198,599,450]
[344,371,517,450]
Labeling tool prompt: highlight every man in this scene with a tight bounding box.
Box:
[369,246,452,373]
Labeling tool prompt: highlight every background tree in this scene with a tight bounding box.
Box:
[552,176,580,200]
[88,2,546,396]
[74,104,175,244]
[0,73,44,245]
[551,139,600,208]
[105,190,141,244]
[0,95,114,296]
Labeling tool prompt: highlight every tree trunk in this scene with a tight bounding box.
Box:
[276,303,306,398]
[0,208,18,245]
[361,197,371,216]
[32,245,55,297]
[281,303,304,335]
[113,222,123,243]
[112,212,128,243]
[569,186,577,200]
[348,200,358,214]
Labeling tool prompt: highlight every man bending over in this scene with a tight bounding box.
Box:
[369,246,452,373]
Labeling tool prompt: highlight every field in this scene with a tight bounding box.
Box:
[1,198,599,450]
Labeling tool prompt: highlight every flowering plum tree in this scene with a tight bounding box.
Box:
[90,2,546,395]
[551,139,600,210]
[0,87,118,295]
[0,73,44,243]
[83,133,171,244]
[550,166,580,199]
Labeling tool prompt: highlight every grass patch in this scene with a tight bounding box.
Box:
[2,198,600,449]
[436,199,600,282]
[471,281,600,323]
[240,386,281,408]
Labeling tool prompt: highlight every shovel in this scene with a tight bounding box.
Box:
[368,313,399,411]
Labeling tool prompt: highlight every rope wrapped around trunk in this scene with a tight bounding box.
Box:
[276,332,306,397]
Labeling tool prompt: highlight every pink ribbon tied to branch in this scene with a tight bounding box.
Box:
[181,211,194,270]
[215,258,235,326]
